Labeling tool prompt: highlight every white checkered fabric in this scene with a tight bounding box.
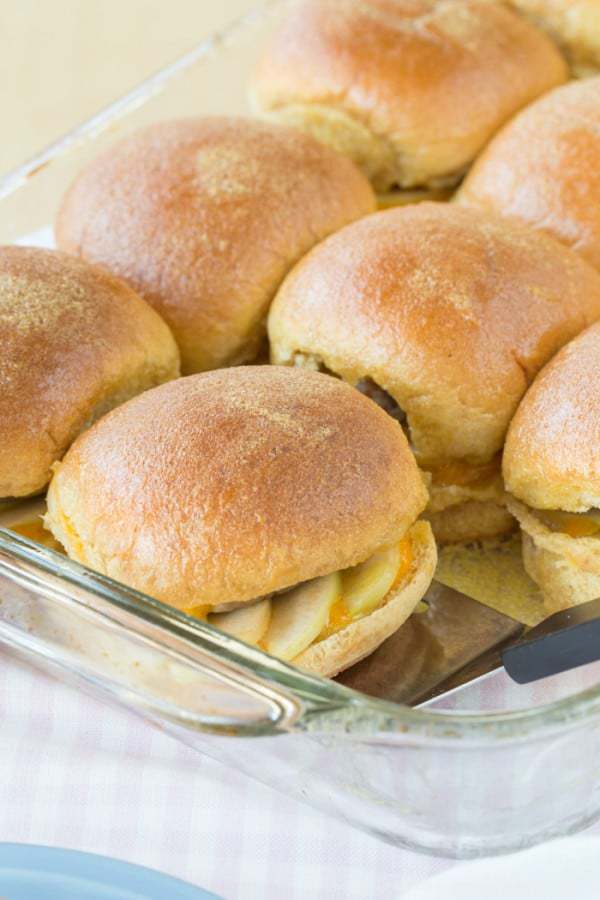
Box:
[2,652,599,899]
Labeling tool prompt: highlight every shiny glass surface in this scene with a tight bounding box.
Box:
[1,1,599,856]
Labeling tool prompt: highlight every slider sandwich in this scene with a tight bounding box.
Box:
[251,0,567,201]
[268,203,600,543]
[504,322,600,613]
[45,367,437,677]
[0,246,179,499]
[55,116,375,374]
[457,77,600,273]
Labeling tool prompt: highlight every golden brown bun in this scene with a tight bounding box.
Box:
[425,469,512,544]
[522,534,600,613]
[251,0,567,192]
[56,117,375,375]
[503,0,600,75]
[426,471,506,515]
[295,520,436,676]
[46,367,427,610]
[457,78,600,272]
[269,203,600,471]
[426,500,515,545]
[0,246,180,499]
[504,322,600,512]
[508,498,600,612]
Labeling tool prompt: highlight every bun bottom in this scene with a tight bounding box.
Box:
[258,103,396,192]
[522,533,600,614]
[508,497,600,613]
[294,520,437,678]
[426,500,515,545]
[258,104,464,194]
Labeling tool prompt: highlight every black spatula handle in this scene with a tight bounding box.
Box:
[502,596,600,684]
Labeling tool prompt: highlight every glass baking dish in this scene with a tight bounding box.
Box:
[2,0,600,859]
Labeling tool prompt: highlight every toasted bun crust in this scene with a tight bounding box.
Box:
[504,322,600,512]
[46,367,427,610]
[503,0,600,75]
[269,203,600,468]
[0,246,179,499]
[508,497,600,612]
[522,533,600,614]
[426,472,506,515]
[426,500,515,545]
[251,0,567,191]
[457,78,600,272]
[55,117,375,375]
[294,520,436,677]
[425,470,512,544]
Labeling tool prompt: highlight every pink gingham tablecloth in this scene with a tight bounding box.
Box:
[2,649,600,900]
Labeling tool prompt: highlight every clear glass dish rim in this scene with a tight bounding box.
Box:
[3,526,600,742]
[1,0,599,741]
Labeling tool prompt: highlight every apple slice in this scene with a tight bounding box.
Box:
[342,544,402,618]
[209,598,271,644]
[264,573,341,661]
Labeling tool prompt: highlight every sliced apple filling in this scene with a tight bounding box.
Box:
[192,537,414,661]
[534,508,600,539]
[319,541,411,640]
[210,598,272,644]
[7,520,416,661]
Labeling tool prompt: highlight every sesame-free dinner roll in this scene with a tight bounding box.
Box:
[46,367,436,677]
[0,246,180,499]
[504,322,600,612]
[55,117,376,374]
[251,0,567,194]
[503,0,600,76]
[457,78,600,272]
[268,203,600,543]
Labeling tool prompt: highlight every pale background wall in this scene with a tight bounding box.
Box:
[0,0,257,176]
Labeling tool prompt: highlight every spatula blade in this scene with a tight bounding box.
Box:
[337,581,524,706]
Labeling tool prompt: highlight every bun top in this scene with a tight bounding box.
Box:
[46,367,426,610]
[252,0,567,191]
[505,0,600,75]
[268,203,600,467]
[504,321,600,513]
[458,77,600,272]
[0,245,179,498]
[55,116,375,374]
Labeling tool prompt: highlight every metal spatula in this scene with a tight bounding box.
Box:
[337,582,600,706]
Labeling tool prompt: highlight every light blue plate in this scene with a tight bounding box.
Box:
[0,844,221,899]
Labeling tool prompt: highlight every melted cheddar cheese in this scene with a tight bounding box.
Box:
[318,536,413,641]
[392,537,414,589]
[318,597,355,641]
[184,604,211,619]
[10,519,64,553]
[537,509,600,539]
[427,457,500,488]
